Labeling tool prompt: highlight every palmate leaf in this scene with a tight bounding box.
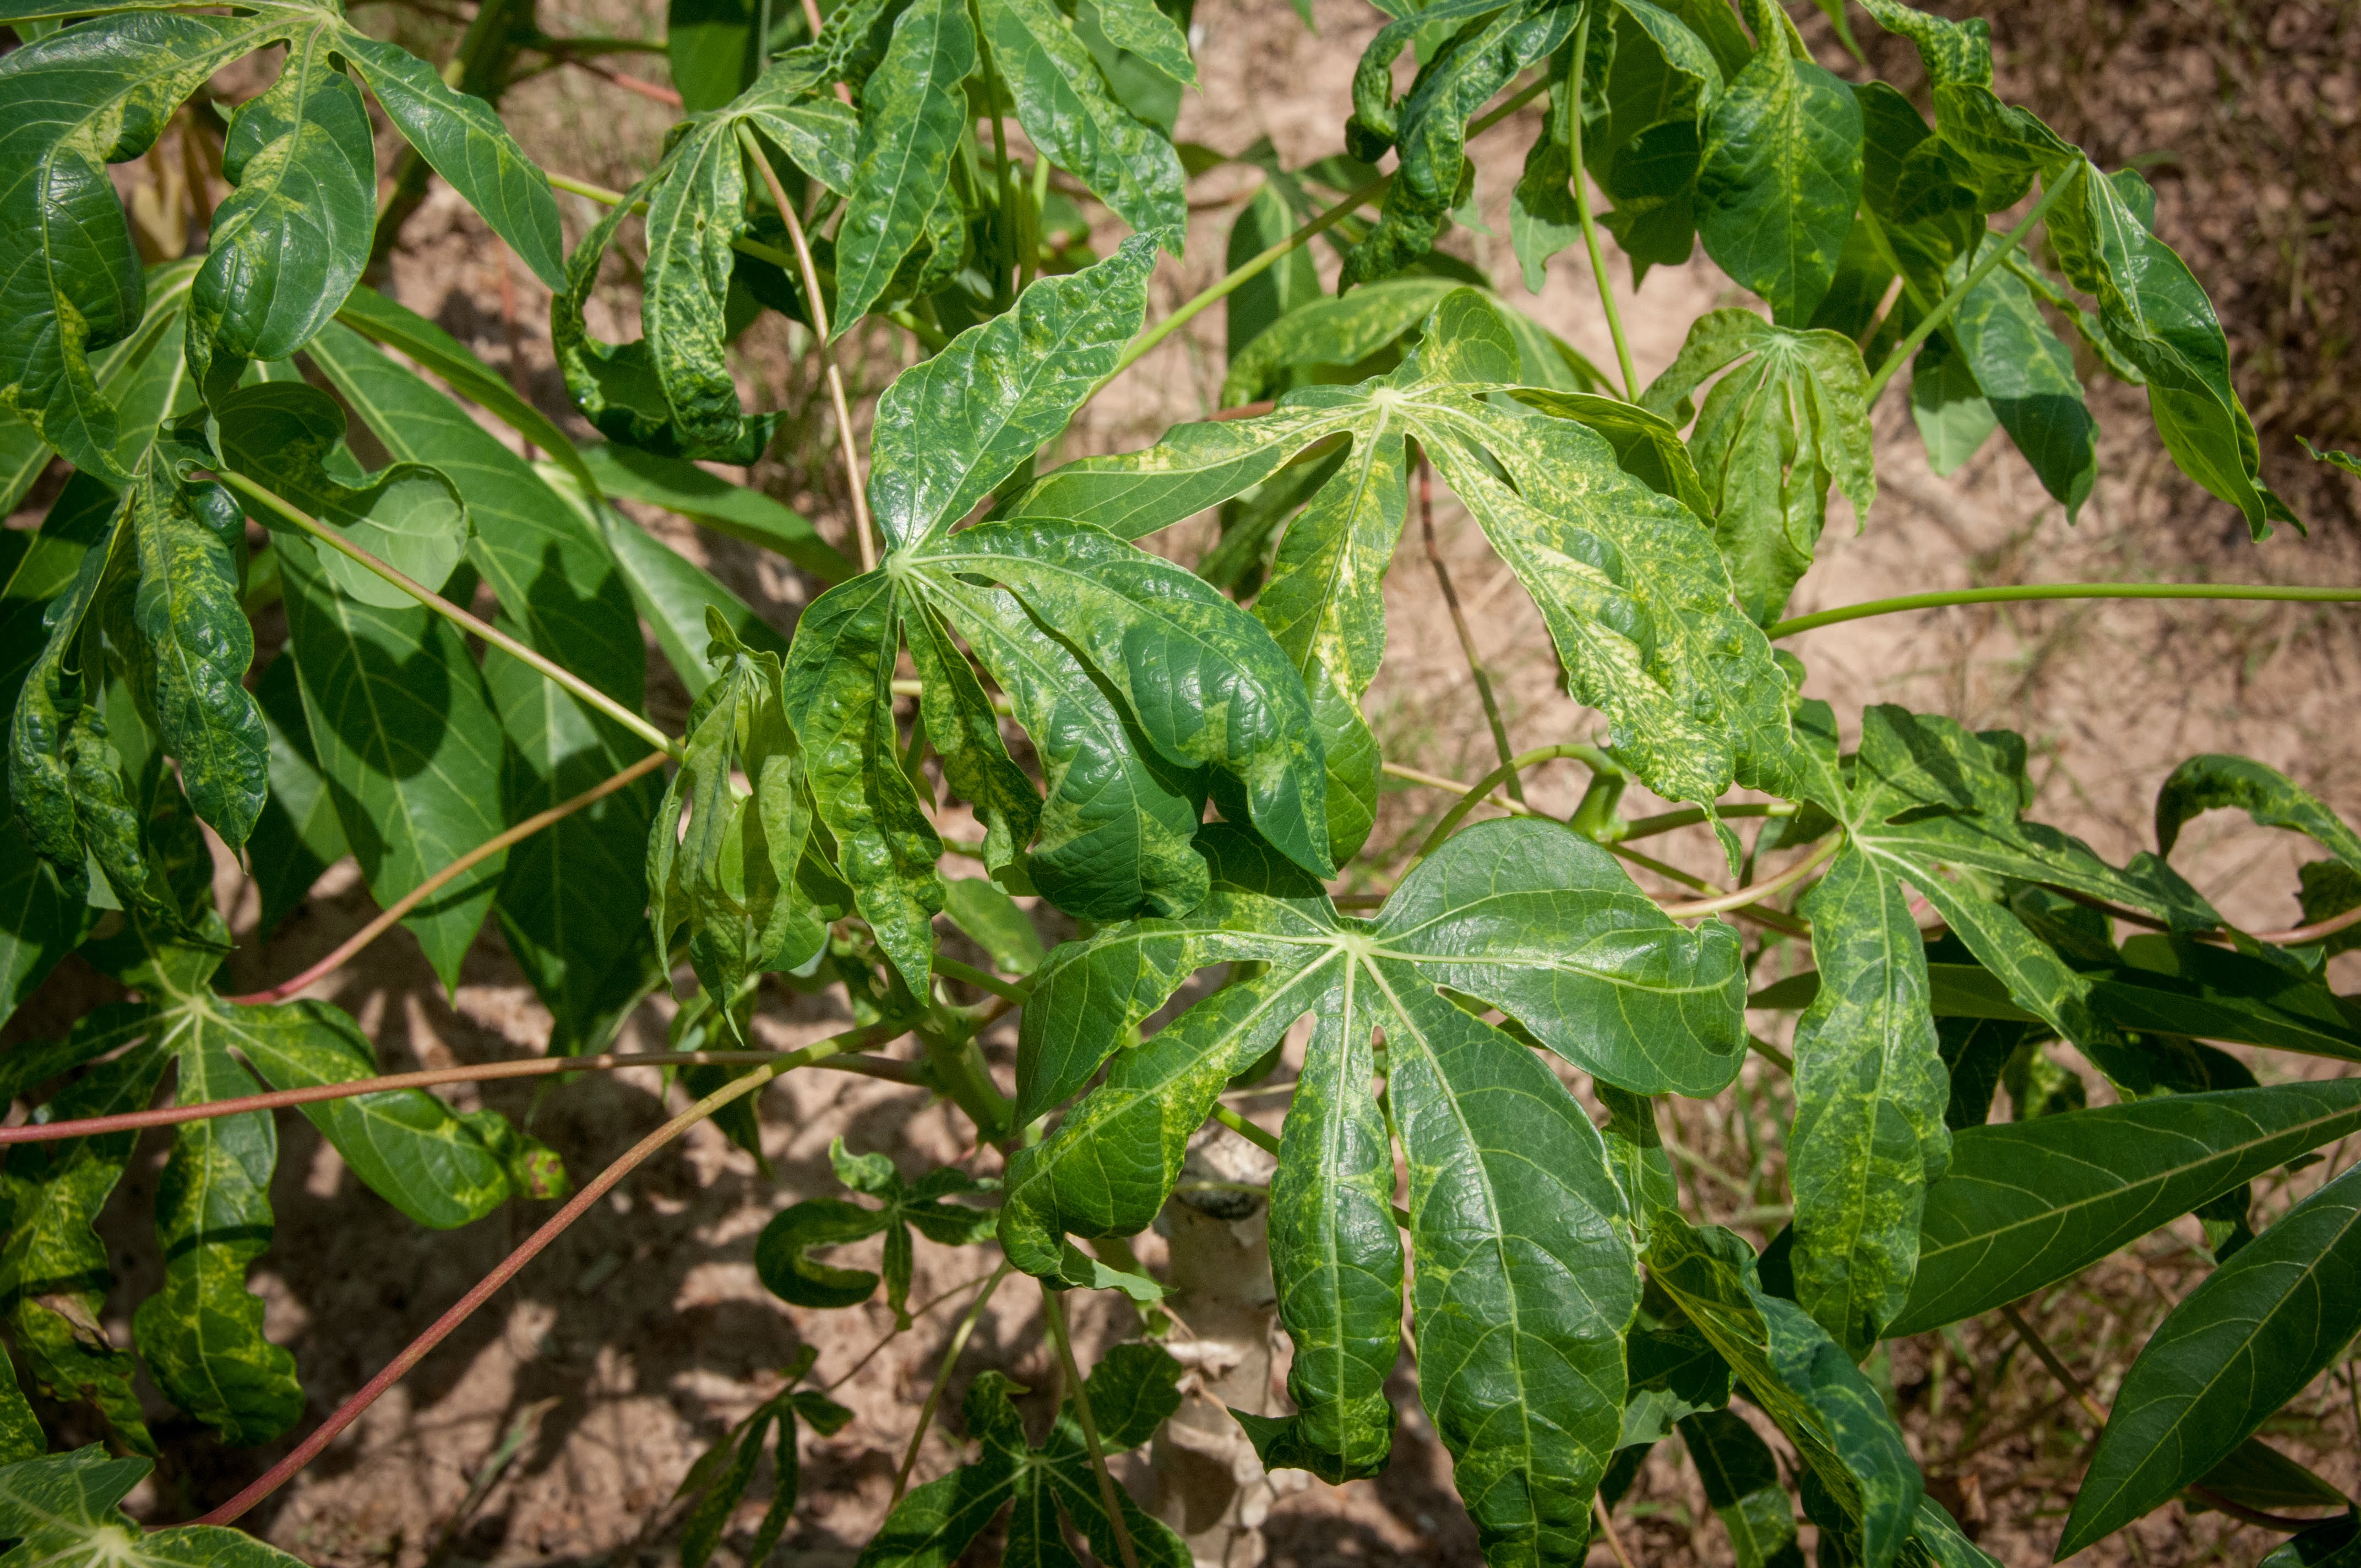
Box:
[2060,1161,2361,1555]
[1220,275,1608,407]
[0,1446,307,1567]
[1776,699,2221,1352]
[754,1140,995,1323]
[1009,288,1802,836]
[0,2,560,478]
[1646,1216,1921,1568]
[1002,819,1741,1561]
[553,57,857,462]
[1695,0,1862,325]
[674,1346,852,1568]
[302,317,663,1054]
[1640,309,1874,628]
[1341,0,1582,287]
[1891,1077,2361,1335]
[855,1348,1190,1568]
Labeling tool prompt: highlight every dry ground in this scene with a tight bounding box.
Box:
[5,0,2359,1564]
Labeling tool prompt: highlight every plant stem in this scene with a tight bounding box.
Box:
[740,126,879,573]
[1565,3,1638,400]
[893,1261,1014,1504]
[1045,1291,1143,1568]
[824,1267,1003,1395]
[1592,1498,1639,1568]
[1407,743,1620,867]
[214,470,679,757]
[1378,760,1539,816]
[1861,161,2083,404]
[932,954,1031,1006]
[1767,581,2361,640]
[194,1037,858,1527]
[227,750,670,1005]
[0,1033,913,1146]
[1419,451,1524,803]
[1103,76,1551,382]
[1658,833,1841,919]
[1615,803,1796,842]
[1210,1103,1280,1157]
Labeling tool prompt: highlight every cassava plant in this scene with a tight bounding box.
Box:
[0,0,2358,1562]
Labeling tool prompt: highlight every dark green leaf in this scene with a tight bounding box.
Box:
[834,0,975,330]
[185,24,374,398]
[1892,1077,2361,1335]
[1225,182,1323,366]
[1937,236,2097,515]
[585,493,790,700]
[1695,0,1862,324]
[2060,1161,2361,1554]
[982,0,1187,249]
[942,876,1046,974]
[2155,753,2361,873]
[574,440,851,583]
[1681,1409,1806,1568]
[248,652,347,937]
[332,31,565,289]
[667,0,758,113]
[869,237,1155,549]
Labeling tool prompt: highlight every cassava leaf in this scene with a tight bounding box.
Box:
[755,1141,993,1322]
[131,999,302,1447]
[225,997,513,1229]
[869,237,1155,549]
[574,440,852,583]
[1681,1409,1805,1568]
[1647,1215,1921,1568]
[2154,753,2361,873]
[1695,0,1862,324]
[981,0,1187,249]
[1890,1077,2361,1335]
[833,0,975,331]
[1639,309,1875,628]
[303,320,663,1053]
[0,1446,308,1567]
[2060,1162,2361,1554]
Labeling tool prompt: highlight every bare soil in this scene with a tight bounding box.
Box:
[7,0,2360,1563]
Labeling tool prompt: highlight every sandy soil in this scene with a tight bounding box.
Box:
[6,0,2359,1563]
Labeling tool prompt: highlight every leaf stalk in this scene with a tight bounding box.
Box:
[1043,1290,1143,1568]
[1565,2,1639,400]
[1769,581,2361,640]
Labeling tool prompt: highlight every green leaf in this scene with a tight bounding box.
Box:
[649,611,825,1015]
[331,30,565,289]
[1639,308,1874,627]
[1224,181,1324,368]
[212,381,471,610]
[758,1145,993,1320]
[130,999,302,1446]
[333,284,596,497]
[126,455,269,847]
[247,652,347,937]
[1,1036,170,1453]
[2044,159,2293,539]
[2300,436,2361,477]
[868,237,1156,549]
[779,573,943,992]
[2089,937,2361,1065]
[304,321,662,1053]
[574,441,852,582]
[667,0,758,113]
[1576,0,1728,290]
[1695,0,1863,324]
[1680,1409,1806,1568]
[1503,387,1715,519]
[1908,333,1996,476]
[0,1445,309,1567]
[942,877,1046,975]
[184,24,374,398]
[0,11,275,478]
[2155,753,2361,873]
[1009,289,1802,816]
[755,1199,890,1309]
[226,997,512,1228]
[1092,0,1194,88]
[576,488,791,699]
[834,0,976,331]
[1786,843,1948,1356]
[1891,1077,2361,1335]
[1342,0,1581,286]
[251,537,507,989]
[916,518,1334,879]
[2060,1161,2361,1555]
[0,815,90,1033]
[981,0,1187,249]
[1221,277,1598,407]
[1935,235,2097,515]
[1647,1215,1921,1568]
[904,598,1040,880]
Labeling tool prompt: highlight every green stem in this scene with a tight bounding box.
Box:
[1103,75,1551,382]
[1861,161,2083,403]
[214,469,679,758]
[1565,4,1638,400]
[932,954,1031,1005]
[891,1260,1013,1503]
[1210,1102,1280,1157]
[1613,802,1795,842]
[545,169,805,274]
[1407,743,1619,867]
[1767,581,2361,640]
[1045,1291,1143,1568]
[972,0,1018,311]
